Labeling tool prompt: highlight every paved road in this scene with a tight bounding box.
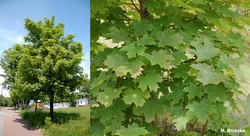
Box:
[0,107,43,136]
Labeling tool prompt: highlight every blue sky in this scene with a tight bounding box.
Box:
[0,0,90,97]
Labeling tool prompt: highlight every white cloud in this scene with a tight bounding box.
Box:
[0,27,25,51]
[7,37,13,41]
[16,36,24,43]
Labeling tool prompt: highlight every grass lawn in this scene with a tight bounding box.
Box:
[19,106,90,136]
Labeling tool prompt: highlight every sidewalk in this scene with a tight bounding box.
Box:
[0,107,43,136]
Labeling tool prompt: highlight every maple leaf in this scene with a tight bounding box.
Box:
[156,30,183,48]
[104,120,121,134]
[198,12,218,24]
[126,60,144,78]
[91,0,107,14]
[171,64,190,79]
[183,83,203,99]
[104,26,130,43]
[141,49,174,69]
[172,51,188,65]
[167,79,185,105]
[173,115,189,131]
[104,53,143,77]
[191,63,227,85]
[104,53,127,68]
[90,120,105,136]
[204,83,228,102]
[136,35,156,45]
[135,70,162,92]
[133,20,154,36]
[123,88,150,107]
[103,53,129,77]
[115,123,149,136]
[94,99,127,125]
[96,87,122,107]
[186,98,216,123]
[120,43,146,59]
[91,72,111,97]
[190,38,220,62]
[134,99,164,123]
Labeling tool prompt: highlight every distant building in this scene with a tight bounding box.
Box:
[76,98,89,107]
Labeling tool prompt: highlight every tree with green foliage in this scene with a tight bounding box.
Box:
[91,0,250,135]
[79,78,90,97]
[1,16,85,121]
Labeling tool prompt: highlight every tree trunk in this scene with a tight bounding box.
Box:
[139,0,149,19]
[49,92,54,122]
[35,102,37,113]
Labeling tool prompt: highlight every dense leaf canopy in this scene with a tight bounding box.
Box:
[91,0,250,135]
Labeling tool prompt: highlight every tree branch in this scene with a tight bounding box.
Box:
[188,14,198,22]
[130,0,140,13]
[241,8,250,14]
[182,58,197,64]
[139,0,150,19]
[201,120,208,136]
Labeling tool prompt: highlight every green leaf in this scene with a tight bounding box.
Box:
[91,0,107,14]
[104,120,122,134]
[121,43,146,58]
[191,63,227,85]
[126,60,144,78]
[169,33,184,47]
[156,30,173,47]
[183,83,203,99]
[104,53,144,77]
[94,99,127,125]
[103,53,129,76]
[115,123,149,136]
[172,51,188,65]
[136,35,156,45]
[133,20,154,36]
[156,31,183,48]
[123,88,150,107]
[141,49,174,69]
[104,53,127,69]
[90,119,105,136]
[215,101,227,115]
[91,72,111,97]
[186,98,216,123]
[135,70,162,92]
[204,83,228,102]
[198,12,218,24]
[171,64,190,79]
[190,38,220,62]
[105,26,130,43]
[167,79,185,105]
[97,87,122,107]
[134,99,164,123]
[173,115,189,131]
